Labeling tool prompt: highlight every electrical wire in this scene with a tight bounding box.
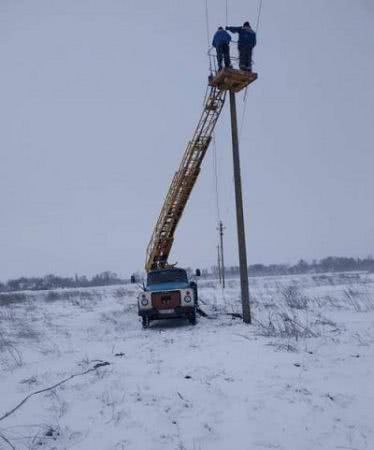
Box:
[205,0,211,51]
[239,0,264,137]
[212,133,221,223]
[255,0,263,34]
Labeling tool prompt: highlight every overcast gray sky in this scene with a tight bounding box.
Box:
[1,0,373,280]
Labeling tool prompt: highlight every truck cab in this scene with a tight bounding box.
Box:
[137,268,199,328]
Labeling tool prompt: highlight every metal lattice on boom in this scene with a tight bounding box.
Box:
[145,85,226,271]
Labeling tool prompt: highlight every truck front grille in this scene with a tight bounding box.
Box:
[151,291,181,310]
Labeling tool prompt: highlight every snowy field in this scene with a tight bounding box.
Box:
[1,272,374,450]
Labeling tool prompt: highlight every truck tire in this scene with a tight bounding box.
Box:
[190,281,198,306]
[188,309,197,325]
[142,316,150,329]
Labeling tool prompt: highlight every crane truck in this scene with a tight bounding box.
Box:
[133,68,257,328]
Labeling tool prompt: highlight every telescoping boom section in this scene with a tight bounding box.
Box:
[145,86,226,272]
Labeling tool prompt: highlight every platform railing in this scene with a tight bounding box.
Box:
[207,45,254,75]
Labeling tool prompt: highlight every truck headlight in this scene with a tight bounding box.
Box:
[141,295,149,306]
[184,295,192,303]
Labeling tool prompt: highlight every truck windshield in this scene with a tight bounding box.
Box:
[147,269,188,285]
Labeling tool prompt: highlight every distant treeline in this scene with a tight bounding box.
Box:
[0,271,125,293]
[221,256,374,278]
[1,257,373,293]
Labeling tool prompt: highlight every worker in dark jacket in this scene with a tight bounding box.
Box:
[226,21,256,71]
[212,26,232,71]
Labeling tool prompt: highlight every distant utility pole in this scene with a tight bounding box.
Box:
[229,91,251,324]
[218,221,226,288]
[217,244,222,284]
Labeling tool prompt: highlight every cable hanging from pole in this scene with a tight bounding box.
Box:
[255,0,263,34]
[239,0,263,136]
[212,134,226,290]
[212,133,221,224]
[205,0,213,73]
[205,0,211,50]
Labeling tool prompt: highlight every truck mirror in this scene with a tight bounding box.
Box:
[195,269,201,277]
[130,275,136,284]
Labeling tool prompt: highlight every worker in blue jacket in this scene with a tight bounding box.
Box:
[212,26,232,71]
[226,21,256,71]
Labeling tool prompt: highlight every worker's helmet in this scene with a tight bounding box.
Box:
[243,21,250,27]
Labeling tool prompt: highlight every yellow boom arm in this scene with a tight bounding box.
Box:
[145,85,226,272]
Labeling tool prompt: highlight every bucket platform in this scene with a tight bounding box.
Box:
[209,68,258,93]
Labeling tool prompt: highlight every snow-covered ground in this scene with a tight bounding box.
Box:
[1,272,374,450]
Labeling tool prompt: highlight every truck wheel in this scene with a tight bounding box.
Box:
[188,310,197,325]
[190,281,198,306]
[142,316,150,329]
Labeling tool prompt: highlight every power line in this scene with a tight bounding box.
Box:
[239,91,249,137]
[255,0,263,34]
[239,0,264,137]
[204,0,211,51]
[212,135,226,291]
[212,134,221,223]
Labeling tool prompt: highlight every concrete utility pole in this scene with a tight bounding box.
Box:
[217,244,222,284]
[218,221,226,288]
[229,91,251,324]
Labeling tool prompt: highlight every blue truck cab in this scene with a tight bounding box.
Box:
[136,268,199,328]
